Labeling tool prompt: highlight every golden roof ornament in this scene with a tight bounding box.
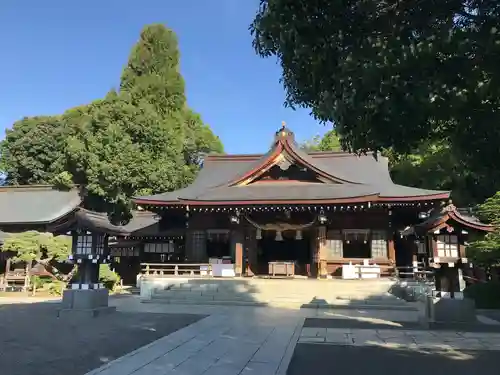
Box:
[279,121,288,136]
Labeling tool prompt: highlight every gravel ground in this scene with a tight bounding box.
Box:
[0,302,205,375]
[287,344,498,375]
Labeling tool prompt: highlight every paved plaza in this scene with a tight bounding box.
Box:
[89,296,500,375]
[2,295,500,375]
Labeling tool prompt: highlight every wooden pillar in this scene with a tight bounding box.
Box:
[387,233,395,263]
[311,226,322,278]
[430,235,438,258]
[318,226,327,278]
[458,234,466,258]
[245,227,257,276]
[4,257,11,285]
[231,229,244,277]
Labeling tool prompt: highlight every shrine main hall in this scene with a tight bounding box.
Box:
[130,125,462,279]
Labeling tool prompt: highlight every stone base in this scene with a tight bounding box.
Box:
[419,296,476,327]
[59,288,113,318]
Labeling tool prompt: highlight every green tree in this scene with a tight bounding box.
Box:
[387,142,485,206]
[1,231,74,280]
[316,130,342,152]
[299,134,322,152]
[119,24,223,184]
[1,116,71,185]
[120,24,186,116]
[300,130,341,152]
[55,97,185,221]
[468,192,500,267]
[182,109,224,181]
[308,128,484,205]
[251,1,500,190]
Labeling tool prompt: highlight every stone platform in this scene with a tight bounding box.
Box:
[141,277,413,310]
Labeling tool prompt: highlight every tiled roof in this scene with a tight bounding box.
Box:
[0,185,82,224]
[402,204,493,235]
[74,209,130,236]
[134,127,450,205]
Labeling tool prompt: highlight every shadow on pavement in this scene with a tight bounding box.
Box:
[287,344,498,375]
[290,287,500,375]
[0,299,205,375]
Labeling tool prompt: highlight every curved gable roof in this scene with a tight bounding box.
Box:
[402,204,493,235]
[226,127,358,185]
[134,127,450,206]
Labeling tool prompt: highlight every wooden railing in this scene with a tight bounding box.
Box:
[395,264,434,282]
[140,263,212,278]
[0,270,29,291]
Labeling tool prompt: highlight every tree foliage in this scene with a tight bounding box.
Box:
[0,24,223,221]
[386,142,486,206]
[309,128,486,206]
[58,98,185,219]
[251,0,500,194]
[1,116,72,185]
[300,130,342,152]
[120,24,187,117]
[468,192,500,266]
[2,231,71,265]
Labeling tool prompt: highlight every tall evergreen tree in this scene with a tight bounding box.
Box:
[119,24,223,184]
[120,24,187,116]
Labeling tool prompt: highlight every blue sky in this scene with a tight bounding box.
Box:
[0,0,330,154]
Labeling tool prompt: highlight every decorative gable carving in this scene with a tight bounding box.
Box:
[252,163,324,183]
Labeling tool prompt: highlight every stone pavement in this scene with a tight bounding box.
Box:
[86,309,302,375]
[4,295,497,375]
[299,327,500,350]
[79,296,500,375]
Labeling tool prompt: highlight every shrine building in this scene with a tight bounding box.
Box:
[131,125,457,279]
[0,126,493,287]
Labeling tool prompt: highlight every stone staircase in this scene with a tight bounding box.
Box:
[145,278,415,310]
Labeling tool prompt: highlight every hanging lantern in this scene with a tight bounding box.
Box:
[256,228,262,240]
[275,231,283,241]
[295,230,302,240]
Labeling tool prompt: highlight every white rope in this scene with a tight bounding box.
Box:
[243,215,316,231]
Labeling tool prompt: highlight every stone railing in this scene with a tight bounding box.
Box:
[140,263,212,278]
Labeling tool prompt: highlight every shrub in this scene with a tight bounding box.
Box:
[46,280,66,296]
[464,281,500,309]
[99,264,121,291]
[30,275,53,290]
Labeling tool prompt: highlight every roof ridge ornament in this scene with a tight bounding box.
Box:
[275,121,294,141]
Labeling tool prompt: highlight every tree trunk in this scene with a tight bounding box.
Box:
[63,265,78,282]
